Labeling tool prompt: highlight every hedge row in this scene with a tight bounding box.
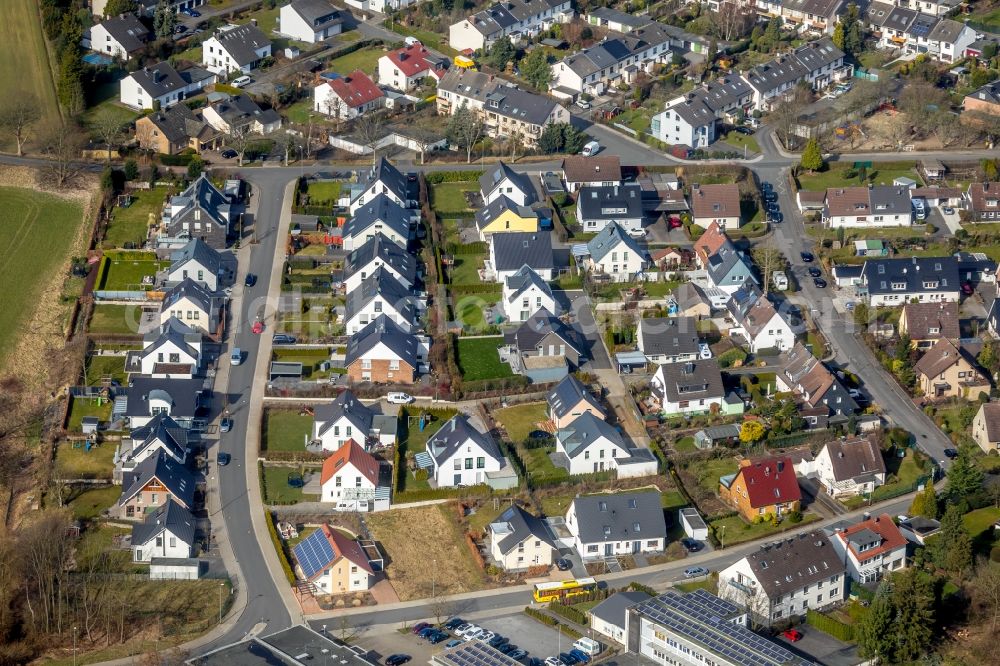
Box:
[261,450,327,463]
[426,170,484,184]
[523,607,583,640]
[265,508,297,586]
[449,283,503,297]
[628,581,658,596]
[450,241,488,255]
[394,484,493,503]
[806,609,855,642]
[460,376,530,394]
[160,153,196,166]
[549,602,588,625]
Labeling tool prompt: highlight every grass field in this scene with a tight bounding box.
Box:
[272,347,337,379]
[305,181,342,205]
[797,163,921,191]
[66,397,113,431]
[449,253,486,285]
[84,355,128,385]
[82,80,141,137]
[721,131,761,154]
[99,253,168,290]
[263,409,313,451]
[103,187,168,249]
[0,187,83,368]
[261,464,320,504]
[686,457,739,496]
[709,513,820,547]
[963,506,1000,537]
[327,46,384,76]
[0,0,61,151]
[367,504,484,600]
[54,441,115,480]
[67,485,122,520]
[88,304,142,336]
[387,23,458,57]
[430,182,479,212]
[493,402,549,443]
[456,337,513,381]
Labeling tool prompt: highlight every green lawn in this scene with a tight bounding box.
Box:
[175,45,203,62]
[963,507,1000,537]
[494,402,549,443]
[285,98,314,125]
[449,253,486,285]
[520,444,568,483]
[709,513,819,547]
[0,187,84,368]
[397,408,457,492]
[84,355,128,386]
[797,163,922,192]
[88,304,142,336]
[970,6,1000,30]
[54,441,116,480]
[239,4,279,32]
[674,436,697,453]
[66,397,113,432]
[870,449,929,501]
[674,578,716,594]
[306,181,342,205]
[261,465,320,504]
[721,131,760,154]
[327,46,384,76]
[83,98,141,139]
[456,337,513,381]
[103,187,169,249]
[263,409,313,452]
[99,253,168,290]
[686,457,739,495]
[272,347,336,379]
[661,490,688,511]
[430,182,478,213]
[456,295,501,330]
[387,22,458,57]
[67,485,122,520]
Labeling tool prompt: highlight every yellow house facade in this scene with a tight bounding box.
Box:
[477,196,539,241]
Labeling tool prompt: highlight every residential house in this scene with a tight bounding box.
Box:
[134,105,218,155]
[729,296,796,353]
[899,301,960,349]
[489,231,554,283]
[488,504,557,570]
[650,360,726,416]
[584,6,651,33]
[343,232,417,294]
[813,437,887,498]
[823,185,914,228]
[502,308,584,381]
[740,0,852,35]
[717,531,846,626]
[964,183,1000,222]
[435,68,500,115]
[775,343,858,420]
[565,491,666,560]
[378,41,447,91]
[341,194,412,252]
[120,376,207,430]
[136,318,203,378]
[964,81,1000,116]
[502,265,558,323]
[161,173,235,249]
[693,424,741,450]
[343,0,418,13]
[898,516,941,545]
[704,238,757,294]
[744,39,845,111]
[577,184,645,234]
[554,412,657,477]
[312,389,396,451]
[344,315,422,385]
[913,337,990,399]
[278,0,343,43]
[425,414,505,487]
[476,196,539,241]
[165,239,225,291]
[690,183,742,230]
[120,62,216,110]
[925,19,977,63]
[114,450,197,520]
[130,499,196,562]
[349,158,417,213]
[859,256,961,306]
[720,456,802,521]
[480,162,536,207]
[448,0,573,53]
[93,0,206,16]
[829,514,908,584]
[159,278,223,335]
[866,4,974,63]
[797,190,827,212]
[202,23,272,75]
[669,282,713,319]
[561,155,622,193]
[652,76,754,149]
[972,402,1000,454]
[589,590,651,646]
[546,374,605,429]
[87,15,150,59]
[313,70,385,120]
[637,317,699,364]
[202,94,282,136]
[319,438,386,511]
[292,525,374,593]
[343,267,419,335]
[693,221,728,267]
[897,0,963,17]
[442,82,570,148]
[115,412,188,483]
[585,221,648,279]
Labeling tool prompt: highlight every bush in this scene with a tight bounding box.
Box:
[717,348,748,368]
[426,170,484,184]
[414,468,429,481]
[787,510,803,523]
[394,484,492,503]
[628,581,658,596]
[159,153,195,166]
[265,508,297,586]
[806,609,855,641]
[549,602,588,625]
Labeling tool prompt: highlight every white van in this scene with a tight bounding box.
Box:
[232,75,252,88]
[230,348,242,366]
[573,638,601,656]
[580,140,600,157]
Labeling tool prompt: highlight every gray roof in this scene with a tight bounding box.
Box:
[671,75,752,119]
[504,265,553,302]
[587,7,651,30]
[314,389,374,436]
[546,375,603,420]
[343,193,411,242]
[344,267,417,327]
[170,238,223,276]
[129,412,189,461]
[743,531,846,598]
[697,424,742,442]
[131,498,196,547]
[212,24,270,66]
[354,158,415,206]
[140,321,200,366]
[207,94,281,129]
[427,414,503,466]
[130,62,188,98]
[639,316,699,357]
[479,162,536,204]
[124,376,205,419]
[561,22,681,77]
[653,360,725,404]
[120,450,197,508]
[98,14,150,53]
[586,222,645,263]
[345,315,418,370]
[865,1,896,27]
[169,173,232,232]
[344,232,417,286]
[860,256,959,296]
[883,6,918,32]
[557,411,628,458]
[288,0,343,29]
[706,240,753,289]
[778,0,845,19]
[867,185,912,216]
[462,0,567,37]
[589,590,651,627]
[490,504,556,554]
[579,184,644,223]
[725,282,762,321]
[144,105,213,145]
[437,68,497,100]
[507,308,583,355]
[484,86,560,126]
[491,231,553,273]
[967,80,1000,106]
[927,18,967,44]
[476,195,537,231]
[161,277,219,316]
[746,38,843,95]
[570,490,666,544]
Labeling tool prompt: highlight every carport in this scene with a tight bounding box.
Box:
[615,351,649,375]
[269,362,303,381]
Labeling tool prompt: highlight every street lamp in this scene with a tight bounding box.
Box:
[219,582,225,623]
[720,525,727,551]
[73,626,77,666]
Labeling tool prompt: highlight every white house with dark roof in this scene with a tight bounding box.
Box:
[312,390,396,451]
[813,437,887,498]
[343,0,418,14]
[502,308,584,382]
[489,231,554,283]
[584,221,648,279]
[159,278,223,335]
[652,76,754,148]
[87,15,150,59]
[120,376,207,431]
[349,158,418,213]
[130,499,196,562]
[202,23,272,75]
[554,412,657,477]
[728,297,796,353]
[546,375,605,429]
[502,265,557,323]
[426,414,505,487]
[202,94,282,136]
[278,0,343,43]
[113,450,197,519]
[651,360,725,417]
[449,0,573,53]
[637,316,700,364]
[343,232,417,293]
[160,173,234,249]
[341,194,412,252]
[823,185,913,228]
[565,490,666,559]
[480,162,536,207]
[589,590,651,645]
[744,39,845,111]
[488,504,557,570]
[165,239,226,291]
[343,267,420,335]
[972,402,1000,454]
[859,256,961,306]
[136,318,203,378]
[114,412,189,483]
[577,184,645,234]
[561,155,622,192]
[120,62,216,110]
[742,0,850,35]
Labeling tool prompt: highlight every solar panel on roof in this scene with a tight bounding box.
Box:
[293,528,334,579]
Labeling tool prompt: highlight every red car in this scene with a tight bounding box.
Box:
[251,320,264,334]
[782,628,803,642]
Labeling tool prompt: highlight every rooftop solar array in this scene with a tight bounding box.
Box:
[634,590,811,666]
[293,527,334,580]
[433,642,521,666]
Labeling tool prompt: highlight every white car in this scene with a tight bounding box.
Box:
[699,343,712,359]
[576,99,591,109]
[628,227,647,239]
[848,388,862,399]
[456,624,479,638]
[545,658,566,666]
[386,392,414,404]
[463,628,484,641]
[478,631,496,643]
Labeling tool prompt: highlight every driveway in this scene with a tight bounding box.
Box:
[560,289,611,371]
[777,624,860,666]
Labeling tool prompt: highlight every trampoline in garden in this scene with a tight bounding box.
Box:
[83,53,114,66]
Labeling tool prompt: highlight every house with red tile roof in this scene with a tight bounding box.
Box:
[291,524,375,593]
[313,70,385,120]
[829,513,907,584]
[319,438,388,512]
[378,41,447,91]
[692,221,728,268]
[720,456,801,521]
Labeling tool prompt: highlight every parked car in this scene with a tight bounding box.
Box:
[808,267,822,278]
[220,417,233,433]
[251,320,264,334]
[569,649,590,663]
[418,627,436,639]
[845,301,856,311]
[580,140,601,157]
[943,206,955,215]
[230,348,242,366]
[445,618,465,630]
[216,451,231,466]
[182,8,201,16]
[698,343,712,359]
[576,99,591,110]
[245,273,257,287]
[848,388,862,399]
[559,652,579,665]
[463,628,484,641]
[761,181,773,191]
[555,558,573,571]
[528,659,545,666]
[681,538,701,552]
[668,216,683,229]
[385,656,411,666]
[944,448,959,459]
[174,24,188,34]
[455,623,472,635]
[232,75,252,88]
[763,191,777,202]
[800,251,814,263]
[488,635,507,648]
[813,278,827,288]
[221,149,238,159]
[498,644,516,654]
[509,649,527,660]
[387,392,414,404]
[684,566,709,578]
[411,623,430,635]
[734,126,755,135]
[446,639,462,648]
[272,334,296,345]
[478,631,496,643]
[429,631,449,644]
[628,227,647,239]
[544,658,565,666]
[782,628,803,642]
[962,282,975,295]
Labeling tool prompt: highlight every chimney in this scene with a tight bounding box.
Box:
[777,460,784,472]
[250,18,258,26]
[765,466,771,476]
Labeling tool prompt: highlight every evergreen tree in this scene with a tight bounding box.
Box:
[103,0,138,16]
[946,448,985,502]
[890,569,936,662]
[123,159,139,181]
[832,21,846,52]
[934,505,973,576]
[844,4,864,56]
[799,138,824,172]
[858,582,895,662]
[538,122,566,153]
[57,48,85,115]
[487,37,515,71]
[909,484,938,519]
[154,0,176,39]
[520,48,550,90]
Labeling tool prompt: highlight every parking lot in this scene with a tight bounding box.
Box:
[775,624,859,666]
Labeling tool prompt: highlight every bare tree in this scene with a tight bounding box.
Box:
[711,0,754,41]
[882,113,911,150]
[0,93,41,156]
[41,123,85,188]
[224,124,258,167]
[929,111,966,148]
[752,241,783,296]
[90,108,127,163]
[355,110,387,166]
[723,578,771,631]
[972,558,1000,632]
[447,104,485,164]
[768,99,801,150]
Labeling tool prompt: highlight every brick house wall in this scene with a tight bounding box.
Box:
[347,358,415,384]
